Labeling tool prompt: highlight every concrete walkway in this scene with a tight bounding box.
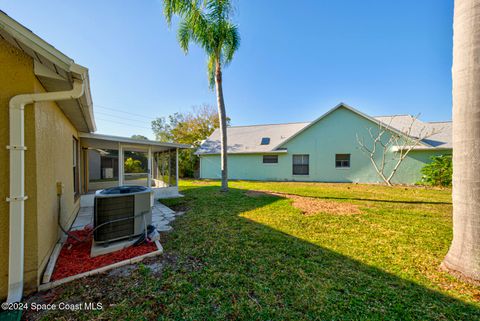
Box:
[71,201,181,233]
[71,206,94,231]
[151,203,177,232]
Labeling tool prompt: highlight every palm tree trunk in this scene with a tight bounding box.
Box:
[214,61,228,191]
[443,0,480,281]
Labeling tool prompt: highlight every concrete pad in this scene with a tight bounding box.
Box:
[90,238,138,257]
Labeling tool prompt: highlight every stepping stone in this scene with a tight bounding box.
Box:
[154,219,170,226]
[155,206,175,215]
[156,225,173,232]
[163,213,175,219]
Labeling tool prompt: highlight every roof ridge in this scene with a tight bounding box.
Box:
[373,114,413,118]
[427,120,452,124]
[227,121,311,128]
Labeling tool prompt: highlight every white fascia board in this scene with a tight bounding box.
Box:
[79,132,191,149]
[1,12,96,133]
[392,145,452,152]
[195,149,289,156]
[0,12,73,71]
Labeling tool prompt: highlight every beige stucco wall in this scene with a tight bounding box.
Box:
[0,37,80,299]
[34,79,80,278]
[0,37,38,298]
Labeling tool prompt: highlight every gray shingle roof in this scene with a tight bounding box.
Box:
[196,106,452,155]
[374,115,452,149]
[421,121,452,149]
[196,122,309,154]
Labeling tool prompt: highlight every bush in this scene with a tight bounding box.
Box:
[178,149,198,178]
[420,155,452,187]
[124,157,144,173]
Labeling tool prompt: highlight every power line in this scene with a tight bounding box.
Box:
[95,111,152,124]
[94,104,156,120]
[95,118,152,130]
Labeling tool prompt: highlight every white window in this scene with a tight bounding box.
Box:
[73,137,79,196]
[335,154,350,168]
[263,155,278,164]
[293,154,309,175]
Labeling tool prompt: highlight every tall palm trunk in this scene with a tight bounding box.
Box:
[443,0,480,281]
[215,61,228,191]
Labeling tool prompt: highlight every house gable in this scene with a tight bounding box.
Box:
[280,104,384,152]
[274,103,429,151]
[275,105,409,183]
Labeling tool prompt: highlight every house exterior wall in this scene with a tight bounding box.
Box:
[0,37,80,299]
[34,82,80,282]
[0,37,39,299]
[199,107,451,184]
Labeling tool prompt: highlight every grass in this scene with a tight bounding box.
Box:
[28,180,480,320]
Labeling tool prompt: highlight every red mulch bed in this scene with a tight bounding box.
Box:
[51,228,157,281]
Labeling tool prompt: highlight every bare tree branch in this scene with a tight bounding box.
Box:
[356,115,441,186]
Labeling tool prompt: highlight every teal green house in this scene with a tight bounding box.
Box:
[196,104,451,184]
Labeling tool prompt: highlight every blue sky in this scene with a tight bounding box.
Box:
[2,1,453,139]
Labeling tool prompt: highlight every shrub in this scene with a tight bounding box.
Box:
[124,157,144,173]
[420,155,452,187]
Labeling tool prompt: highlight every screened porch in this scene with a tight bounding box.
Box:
[79,133,189,199]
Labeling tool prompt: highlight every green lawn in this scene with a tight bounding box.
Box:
[29,180,480,320]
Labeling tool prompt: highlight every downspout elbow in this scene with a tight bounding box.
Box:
[9,79,84,110]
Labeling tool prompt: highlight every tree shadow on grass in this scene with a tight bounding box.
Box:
[27,185,477,320]
[159,185,478,320]
[304,195,452,205]
[195,179,452,205]
[244,189,451,205]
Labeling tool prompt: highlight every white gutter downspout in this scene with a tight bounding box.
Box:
[7,79,85,303]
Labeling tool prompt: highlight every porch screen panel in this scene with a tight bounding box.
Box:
[86,149,121,192]
[169,149,177,186]
[155,149,177,187]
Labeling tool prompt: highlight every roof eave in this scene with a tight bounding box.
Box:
[79,132,191,149]
[392,146,452,152]
[0,12,73,69]
[196,149,289,156]
[0,11,96,133]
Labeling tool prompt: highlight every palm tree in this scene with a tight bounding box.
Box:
[163,0,240,191]
[443,0,480,281]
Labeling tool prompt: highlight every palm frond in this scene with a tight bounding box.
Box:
[163,0,191,25]
[222,22,240,63]
[206,0,232,22]
[207,54,216,88]
[177,21,192,53]
[163,0,239,87]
